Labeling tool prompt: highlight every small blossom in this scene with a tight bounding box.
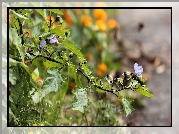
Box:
[95,20,107,32]
[94,9,107,21]
[81,15,92,27]
[134,63,143,76]
[107,19,117,29]
[97,63,107,77]
[38,40,46,51]
[50,35,58,44]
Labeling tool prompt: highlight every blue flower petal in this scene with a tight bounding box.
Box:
[134,63,143,76]
[50,35,58,44]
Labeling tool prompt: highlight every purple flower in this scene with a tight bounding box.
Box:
[38,40,46,50]
[50,35,58,44]
[134,63,143,76]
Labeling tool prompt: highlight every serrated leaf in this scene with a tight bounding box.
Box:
[69,62,77,82]
[72,88,88,113]
[120,96,135,116]
[43,60,61,69]
[47,9,63,15]
[136,86,153,98]
[41,68,64,98]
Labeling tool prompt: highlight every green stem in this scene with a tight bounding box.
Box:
[84,111,88,126]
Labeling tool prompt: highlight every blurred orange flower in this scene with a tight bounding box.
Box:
[95,20,107,31]
[94,9,106,21]
[95,2,107,7]
[107,19,117,29]
[97,45,103,51]
[24,28,30,38]
[26,29,30,38]
[36,76,44,87]
[33,123,38,126]
[81,15,92,27]
[86,52,93,60]
[46,15,55,23]
[70,82,77,90]
[63,10,73,28]
[97,63,107,77]
[74,9,81,14]
[24,60,29,64]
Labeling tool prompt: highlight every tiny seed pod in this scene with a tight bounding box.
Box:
[65,32,68,37]
[69,52,73,58]
[39,36,42,40]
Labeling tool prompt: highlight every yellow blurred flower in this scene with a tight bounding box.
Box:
[46,15,55,23]
[86,52,93,60]
[95,20,107,32]
[94,9,106,21]
[63,10,73,28]
[36,77,44,87]
[107,19,117,29]
[81,15,92,27]
[33,123,38,126]
[97,63,107,77]
[95,2,107,7]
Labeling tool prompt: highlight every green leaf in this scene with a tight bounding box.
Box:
[40,68,64,98]
[47,9,63,15]
[9,68,17,85]
[35,9,45,19]
[9,28,25,62]
[72,88,88,113]
[136,86,153,98]
[61,40,92,77]
[31,68,39,82]
[120,96,135,116]
[69,63,77,82]
[43,60,62,69]
[11,10,28,20]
